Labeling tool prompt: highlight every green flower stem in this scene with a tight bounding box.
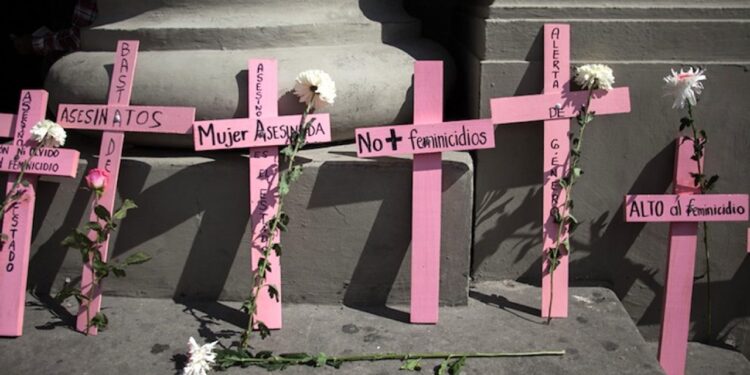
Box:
[331,350,565,362]
[222,350,565,367]
[686,103,712,339]
[547,86,595,324]
[241,99,316,349]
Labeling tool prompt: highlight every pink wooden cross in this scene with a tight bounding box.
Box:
[193,59,331,330]
[55,41,196,335]
[355,61,495,323]
[489,24,631,318]
[624,138,749,375]
[0,90,81,337]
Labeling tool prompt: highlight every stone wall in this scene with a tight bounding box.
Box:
[450,0,750,351]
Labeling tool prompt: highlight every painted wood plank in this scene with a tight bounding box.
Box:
[490,87,631,125]
[0,90,47,336]
[624,194,749,222]
[248,59,282,330]
[542,23,571,319]
[355,119,494,158]
[410,61,444,324]
[193,113,331,151]
[75,40,138,335]
[57,104,195,134]
[0,146,80,177]
[658,138,702,375]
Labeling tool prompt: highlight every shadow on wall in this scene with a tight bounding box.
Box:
[26,150,252,328]
[307,151,467,320]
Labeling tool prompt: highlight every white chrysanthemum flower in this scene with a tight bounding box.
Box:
[30,119,67,147]
[663,67,707,109]
[183,337,218,375]
[293,70,336,110]
[574,64,615,91]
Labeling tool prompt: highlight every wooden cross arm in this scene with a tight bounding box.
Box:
[355,119,495,158]
[491,87,631,125]
[193,113,331,151]
[57,104,195,134]
[0,145,80,178]
[0,113,17,139]
[624,194,749,222]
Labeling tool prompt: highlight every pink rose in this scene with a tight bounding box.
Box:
[85,168,110,193]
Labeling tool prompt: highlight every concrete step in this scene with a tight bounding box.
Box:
[28,143,473,306]
[644,342,750,375]
[85,0,420,51]
[45,40,453,144]
[461,1,750,61]
[1,281,664,374]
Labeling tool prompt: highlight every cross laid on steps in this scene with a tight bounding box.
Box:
[0,90,81,337]
[355,61,496,323]
[193,59,332,330]
[489,24,631,318]
[624,138,749,375]
[55,41,196,335]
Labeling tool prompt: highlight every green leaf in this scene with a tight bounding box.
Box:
[436,359,450,375]
[91,312,109,330]
[272,243,282,257]
[552,209,562,224]
[327,359,343,369]
[288,165,303,183]
[255,351,274,359]
[679,117,692,131]
[92,258,109,278]
[94,205,111,222]
[447,357,466,375]
[566,214,580,234]
[315,353,328,368]
[704,175,719,191]
[124,251,152,265]
[113,199,137,220]
[20,179,29,187]
[61,230,93,250]
[279,177,290,197]
[111,266,126,278]
[267,284,280,302]
[400,358,422,371]
[280,145,294,158]
[82,221,103,233]
[240,298,256,315]
[280,212,290,226]
[257,321,272,339]
[572,167,583,178]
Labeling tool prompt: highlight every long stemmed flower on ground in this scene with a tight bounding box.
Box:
[191,70,565,374]
[546,64,616,324]
[663,66,717,337]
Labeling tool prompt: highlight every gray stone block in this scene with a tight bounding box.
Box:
[27,144,473,306]
[44,0,455,145]
[461,2,750,61]
[2,282,664,374]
